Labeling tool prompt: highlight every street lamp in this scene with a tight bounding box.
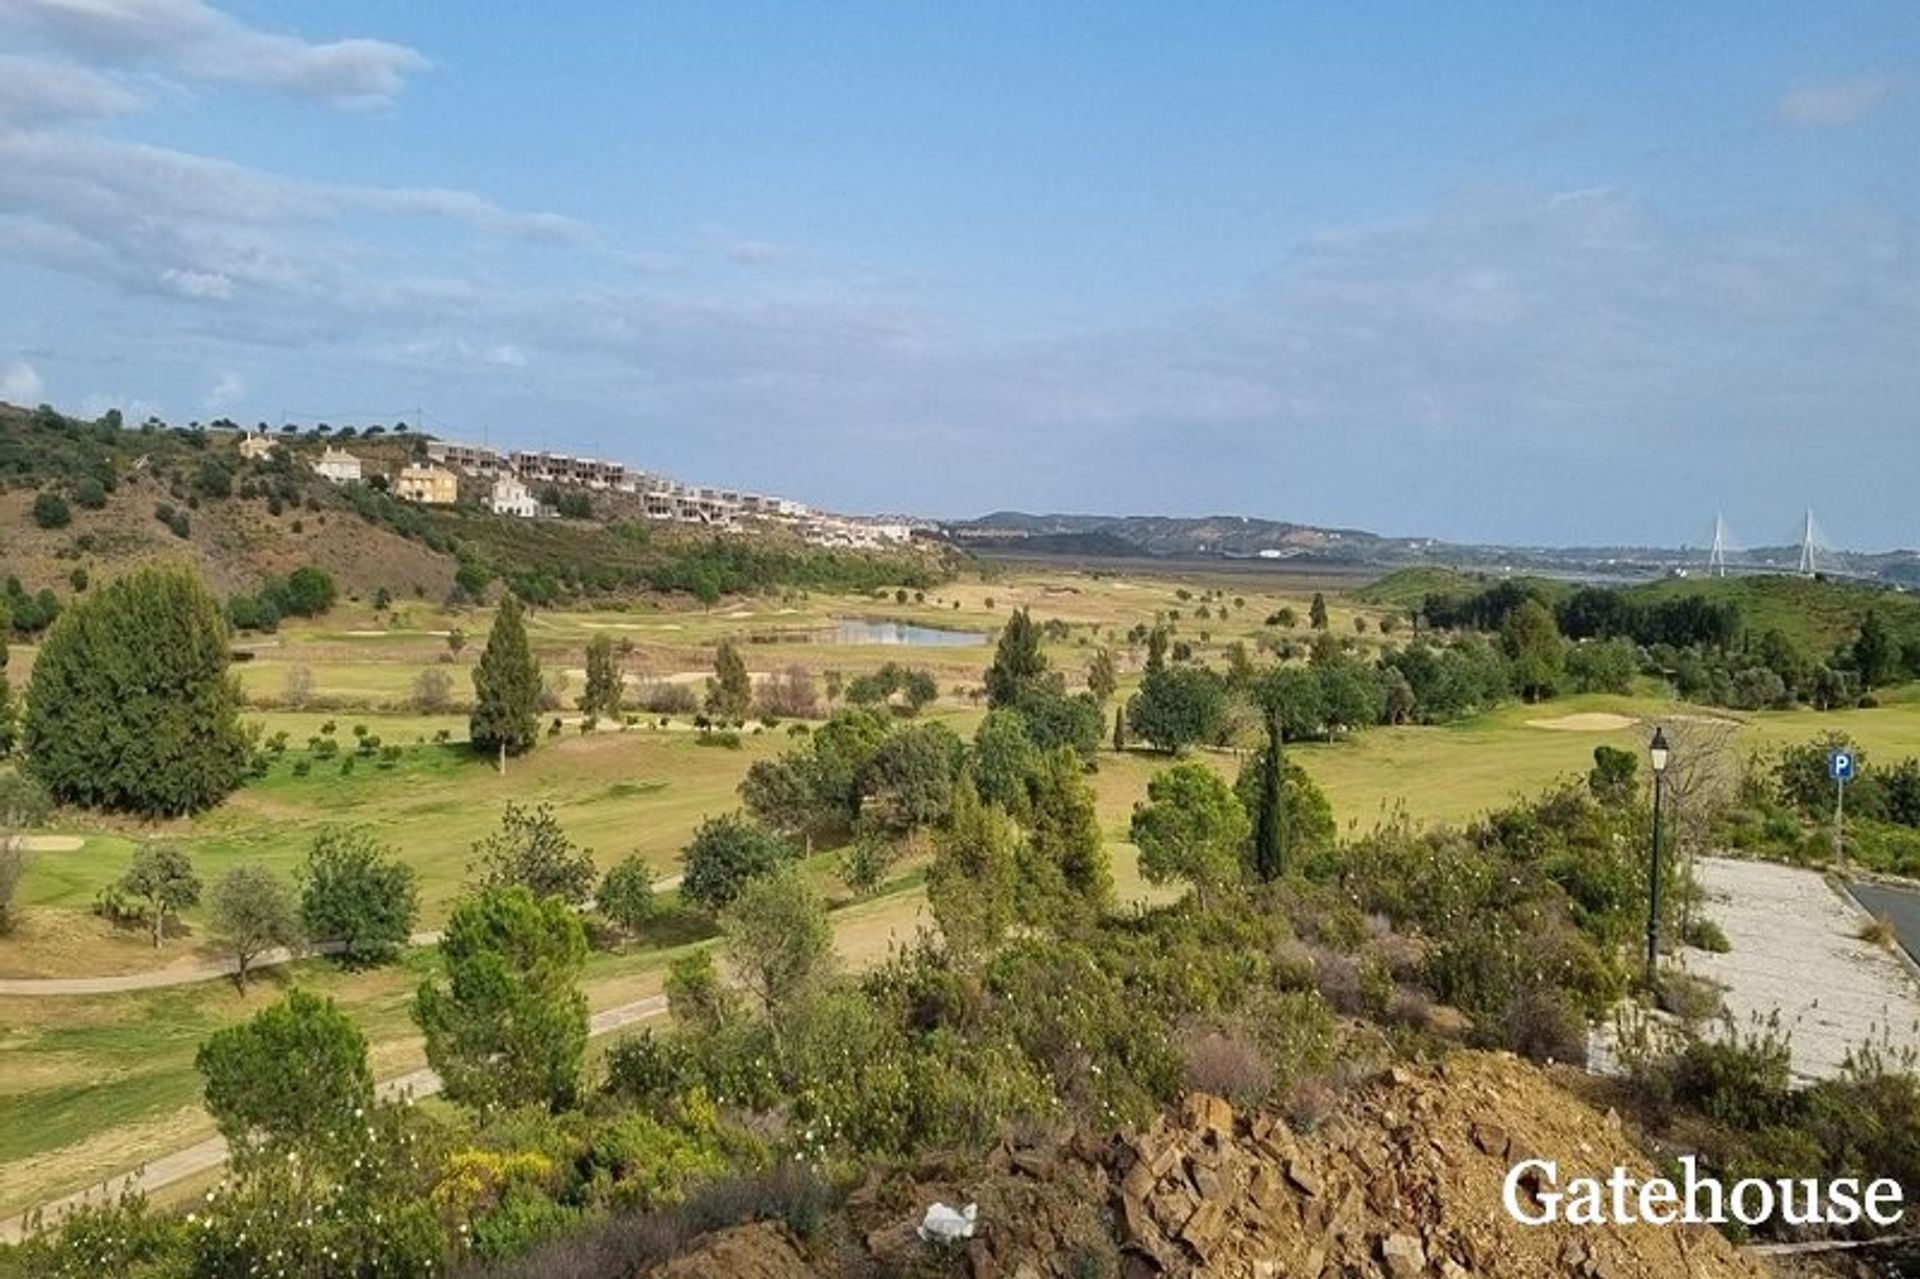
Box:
[1646,727,1671,986]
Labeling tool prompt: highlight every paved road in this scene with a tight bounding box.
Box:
[0,994,668,1243]
[0,875,682,997]
[1686,858,1920,1084]
[1847,880,1920,967]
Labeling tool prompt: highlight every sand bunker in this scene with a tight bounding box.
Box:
[1526,712,1638,732]
[15,836,83,852]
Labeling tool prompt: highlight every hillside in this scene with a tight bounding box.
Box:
[1360,564,1920,654]
[949,510,1442,563]
[1628,573,1920,654]
[0,402,945,622]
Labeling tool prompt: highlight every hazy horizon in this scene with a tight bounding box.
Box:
[2,2,1916,547]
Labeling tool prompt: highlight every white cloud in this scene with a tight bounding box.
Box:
[206,369,245,410]
[1,360,44,403]
[161,266,234,299]
[0,53,145,125]
[1776,75,1897,130]
[2,0,427,107]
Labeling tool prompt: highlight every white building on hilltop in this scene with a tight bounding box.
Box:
[315,446,362,484]
[489,474,539,518]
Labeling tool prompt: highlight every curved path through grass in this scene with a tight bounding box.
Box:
[0,876,681,997]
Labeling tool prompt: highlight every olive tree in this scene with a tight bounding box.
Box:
[209,863,301,990]
[118,844,201,949]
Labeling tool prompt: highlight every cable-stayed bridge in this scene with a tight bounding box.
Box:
[1691,508,1861,580]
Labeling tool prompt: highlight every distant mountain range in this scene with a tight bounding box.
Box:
[943,511,1920,585]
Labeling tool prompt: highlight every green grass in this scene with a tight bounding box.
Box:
[16,561,1920,1218]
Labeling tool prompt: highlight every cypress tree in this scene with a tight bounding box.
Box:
[580,631,624,718]
[24,564,248,815]
[1251,708,1286,880]
[705,639,752,722]
[470,593,541,772]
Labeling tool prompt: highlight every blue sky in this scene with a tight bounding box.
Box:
[2,2,1916,547]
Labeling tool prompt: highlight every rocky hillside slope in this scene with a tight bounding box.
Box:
[649,1051,1778,1278]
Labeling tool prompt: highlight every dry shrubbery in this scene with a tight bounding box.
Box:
[636,680,699,715]
[1180,1023,1272,1106]
[752,665,819,721]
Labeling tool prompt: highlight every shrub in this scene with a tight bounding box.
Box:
[1683,916,1732,953]
[413,666,454,712]
[596,856,656,938]
[1671,1012,1795,1130]
[638,681,699,715]
[31,490,71,529]
[1179,1024,1272,1106]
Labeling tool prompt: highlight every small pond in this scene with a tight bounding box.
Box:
[830,618,990,647]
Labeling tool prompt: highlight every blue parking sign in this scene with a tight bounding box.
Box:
[1830,750,1856,783]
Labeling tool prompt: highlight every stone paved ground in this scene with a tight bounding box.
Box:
[1682,856,1920,1084]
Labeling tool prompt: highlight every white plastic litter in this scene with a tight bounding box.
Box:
[917,1200,978,1243]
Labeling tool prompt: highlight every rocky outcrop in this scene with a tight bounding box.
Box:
[1108,1054,1769,1278]
[657,1051,1779,1278]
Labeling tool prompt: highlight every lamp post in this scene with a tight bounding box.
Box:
[1646,727,1671,987]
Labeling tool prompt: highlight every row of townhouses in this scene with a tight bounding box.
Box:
[277,435,911,547]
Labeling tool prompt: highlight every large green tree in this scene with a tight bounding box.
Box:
[299,826,420,965]
[1855,610,1896,689]
[985,608,1048,707]
[24,564,249,815]
[1086,647,1119,703]
[858,721,963,837]
[722,868,833,1019]
[1500,598,1564,703]
[1130,762,1250,906]
[927,779,1019,963]
[740,754,829,851]
[415,887,589,1113]
[1019,747,1111,926]
[469,592,541,771]
[197,989,374,1171]
[680,812,796,913]
[970,708,1042,817]
[1126,664,1227,753]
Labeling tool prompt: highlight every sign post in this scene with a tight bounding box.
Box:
[1829,749,1856,869]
